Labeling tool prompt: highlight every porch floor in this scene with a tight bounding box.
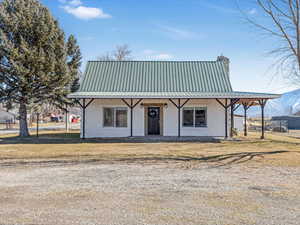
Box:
[86,136,223,143]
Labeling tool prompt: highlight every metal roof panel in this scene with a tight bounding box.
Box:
[78,61,233,93]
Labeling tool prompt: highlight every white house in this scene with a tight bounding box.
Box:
[69,57,280,139]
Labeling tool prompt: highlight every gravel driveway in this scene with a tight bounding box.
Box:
[0,162,299,225]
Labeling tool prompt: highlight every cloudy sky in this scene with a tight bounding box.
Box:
[43,0,298,94]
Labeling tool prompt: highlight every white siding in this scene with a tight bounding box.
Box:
[81,99,229,138]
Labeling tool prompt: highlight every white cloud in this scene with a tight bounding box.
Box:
[158,25,200,40]
[142,50,173,60]
[155,54,173,60]
[69,0,82,6]
[248,8,257,15]
[59,0,82,6]
[62,6,111,20]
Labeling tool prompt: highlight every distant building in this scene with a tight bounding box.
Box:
[234,115,244,132]
[272,116,300,129]
[0,110,16,124]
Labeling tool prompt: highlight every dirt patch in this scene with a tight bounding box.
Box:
[0,162,299,225]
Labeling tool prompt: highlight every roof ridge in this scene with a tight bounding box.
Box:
[87,60,222,63]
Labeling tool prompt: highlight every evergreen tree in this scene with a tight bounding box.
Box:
[49,34,82,110]
[0,0,81,136]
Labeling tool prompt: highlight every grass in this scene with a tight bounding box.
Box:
[0,130,300,167]
[0,122,67,130]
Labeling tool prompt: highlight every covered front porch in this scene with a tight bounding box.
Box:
[70,92,279,139]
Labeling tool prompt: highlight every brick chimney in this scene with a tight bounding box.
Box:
[217,55,230,74]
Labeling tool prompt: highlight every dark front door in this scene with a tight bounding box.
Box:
[148,107,160,135]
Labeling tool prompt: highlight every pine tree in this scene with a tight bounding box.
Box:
[0,0,81,136]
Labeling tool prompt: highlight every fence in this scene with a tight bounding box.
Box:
[0,119,16,129]
[270,120,289,133]
[247,118,289,133]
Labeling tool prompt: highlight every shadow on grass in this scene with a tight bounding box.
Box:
[115,150,290,167]
[0,150,289,168]
[0,132,221,144]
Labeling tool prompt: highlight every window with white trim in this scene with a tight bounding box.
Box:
[103,107,128,127]
[183,107,207,127]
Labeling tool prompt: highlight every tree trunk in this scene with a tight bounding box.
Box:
[19,102,30,137]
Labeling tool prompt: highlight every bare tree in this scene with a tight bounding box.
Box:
[244,0,300,84]
[98,52,114,61]
[98,44,132,61]
[113,44,132,60]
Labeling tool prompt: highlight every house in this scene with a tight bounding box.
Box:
[68,57,280,139]
[271,115,300,130]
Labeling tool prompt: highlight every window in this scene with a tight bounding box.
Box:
[195,108,206,127]
[103,107,127,127]
[116,108,127,127]
[183,107,194,127]
[103,108,114,127]
[183,107,207,127]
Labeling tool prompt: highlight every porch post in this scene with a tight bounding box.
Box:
[261,101,265,139]
[121,98,143,137]
[225,99,228,138]
[243,104,248,136]
[130,98,133,137]
[178,99,181,137]
[168,98,190,138]
[74,98,94,139]
[82,99,86,139]
[259,99,267,139]
[230,99,234,138]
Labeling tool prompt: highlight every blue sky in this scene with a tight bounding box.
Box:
[43,0,298,94]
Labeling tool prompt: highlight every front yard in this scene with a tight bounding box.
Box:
[0,131,299,224]
[0,131,300,167]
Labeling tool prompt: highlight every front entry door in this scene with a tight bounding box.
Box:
[148,107,160,135]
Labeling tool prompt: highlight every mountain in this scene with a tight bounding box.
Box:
[240,88,300,117]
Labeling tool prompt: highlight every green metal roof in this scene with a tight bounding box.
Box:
[77,61,233,93]
[69,60,280,99]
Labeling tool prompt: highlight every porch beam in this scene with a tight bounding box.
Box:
[75,99,84,108]
[85,98,95,108]
[215,98,226,108]
[168,99,179,108]
[121,98,131,108]
[180,99,190,108]
[132,98,143,108]
[234,104,241,112]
